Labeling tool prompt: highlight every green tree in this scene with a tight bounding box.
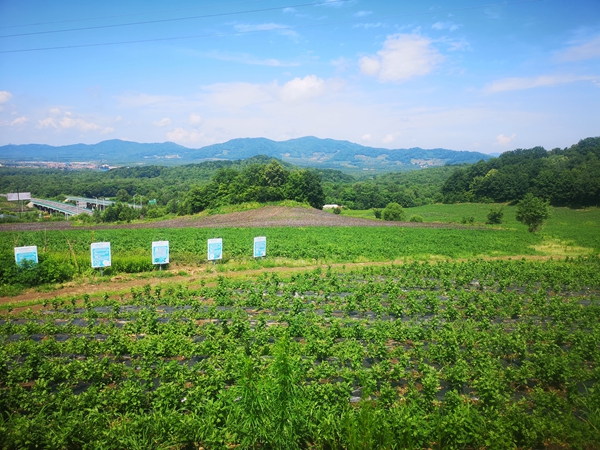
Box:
[382,202,405,221]
[115,189,130,203]
[284,170,325,209]
[486,206,504,224]
[516,193,550,232]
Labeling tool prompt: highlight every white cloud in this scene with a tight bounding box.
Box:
[359,34,444,82]
[189,114,202,125]
[432,22,461,32]
[117,93,182,109]
[318,0,346,7]
[166,127,207,144]
[201,76,341,110]
[485,74,599,93]
[234,23,298,39]
[381,133,396,144]
[556,36,600,62]
[353,22,385,30]
[279,75,327,103]
[153,117,171,127]
[0,91,12,104]
[204,51,299,67]
[353,11,372,17]
[494,133,516,146]
[10,117,28,126]
[331,57,350,71]
[203,82,274,110]
[37,111,112,134]
[282,7,296,14]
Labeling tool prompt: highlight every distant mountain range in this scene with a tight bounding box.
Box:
[0,137,491,172]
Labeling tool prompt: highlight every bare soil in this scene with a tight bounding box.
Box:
[0,206,459,232]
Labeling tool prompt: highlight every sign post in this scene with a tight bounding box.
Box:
[152,241,169,270]
[7,192,31,218]
[253,236,267,259]
[207,238,222,263]
[14,246,38,266]
[91,242,111,276]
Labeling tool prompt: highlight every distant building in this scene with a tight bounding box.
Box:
[323,204,341,209]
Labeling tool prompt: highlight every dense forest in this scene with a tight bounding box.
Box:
[442,137,600,206]
[0,156,453,212]
[183,161,325,212]
[1,137,598,215]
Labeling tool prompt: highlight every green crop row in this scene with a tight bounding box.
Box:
[1,258,599,449]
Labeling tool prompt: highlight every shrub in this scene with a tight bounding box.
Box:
[373,208,382,219]
[461,216,475,225]
[409,215,424,223]
[486,206,504,224]
[516,193,550,232]
[333,207,342,215]
[382,203,405,221]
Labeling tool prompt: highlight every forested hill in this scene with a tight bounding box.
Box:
[0,136,491,171]
[441,137,600,206]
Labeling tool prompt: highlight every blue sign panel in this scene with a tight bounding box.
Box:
[91,242,111,268]
[14,246,38,266]
[207,238,222,261]
[152,241,169,264]
[253,236,267,258]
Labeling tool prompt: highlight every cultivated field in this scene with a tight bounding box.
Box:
[1,205,599,449]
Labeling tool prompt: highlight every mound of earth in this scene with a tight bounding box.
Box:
[0,206,452,231]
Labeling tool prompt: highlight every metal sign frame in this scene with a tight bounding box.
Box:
[7,192,31,201]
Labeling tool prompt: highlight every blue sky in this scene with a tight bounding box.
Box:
[0,0,598,153]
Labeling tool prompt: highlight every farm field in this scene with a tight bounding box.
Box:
[1,258,600,448]
[1,204,599,449]
[0,220,563,298]
[341,204,600,252]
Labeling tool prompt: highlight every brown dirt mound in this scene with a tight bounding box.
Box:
[0,206,456,232]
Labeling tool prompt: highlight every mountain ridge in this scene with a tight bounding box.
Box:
[0,136,492,172]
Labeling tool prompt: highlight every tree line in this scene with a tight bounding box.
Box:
[441,137,600,206]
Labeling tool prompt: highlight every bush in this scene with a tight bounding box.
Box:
[333,207,342,215]
[486,206,504,224]
[373,208,382,219]
[461,216,475,225]
[0,253,76,287]
[382,203,405,221]
[409,215,424,222]
[516,193,550,232]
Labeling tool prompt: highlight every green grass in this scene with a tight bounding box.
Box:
[333,208,379,220]
[345,203,600,252]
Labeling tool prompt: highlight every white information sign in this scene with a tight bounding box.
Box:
[14,246,38,266]
[91,242,111,268]
[7,192,31,201]
[207,238,223,261]
[152,241,169,264]
[253,236,267,258]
